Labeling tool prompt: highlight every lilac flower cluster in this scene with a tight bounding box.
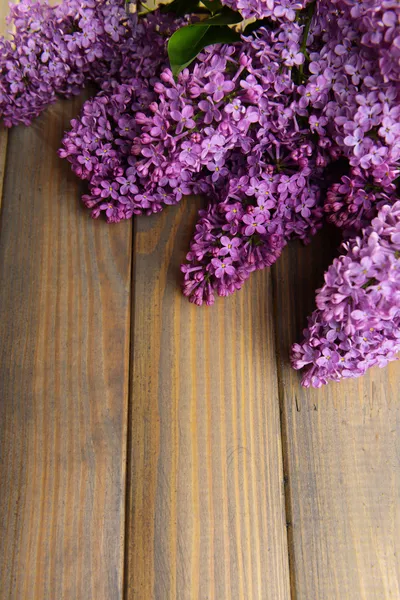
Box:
[60,13,331,296]
[324,166,396,232]
[58,0,400,318]
[342,0,400,84]
[0,0,134,126]
[292,201,400,387]
[220,0,311,21]
[1,0,399,386]
[288,0,400,385]
[302,0,400,194]
[182,173,322,305]
[59,11,182,222]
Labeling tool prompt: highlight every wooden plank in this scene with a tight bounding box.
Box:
[272,231,400,600]
[125,200,291,599]
[0,99,132,598]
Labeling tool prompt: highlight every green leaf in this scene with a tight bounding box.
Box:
[193,6,242,25]
[202,24,241,43]
[168,25,211,77]
[168,24,241,78]
[200,0,223,14]
[160,0,200,16]
[243,18,273,35]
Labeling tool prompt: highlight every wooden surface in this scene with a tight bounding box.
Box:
[0,9,399,600]
[272,235,400,600]
[125,203,290,599]
[0,102,132,598]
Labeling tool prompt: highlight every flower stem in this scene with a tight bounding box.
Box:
[298,0,316,81]
[362,277,378,290]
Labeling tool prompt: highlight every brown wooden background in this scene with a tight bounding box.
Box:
[0,4,400,599]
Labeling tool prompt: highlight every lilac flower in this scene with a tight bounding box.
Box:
[0,0,137,126]
[58,10,187,220]
[100,181,120,200]
[198,99,222,124]
[170,105,196,134]
[324,168,395,231]
[207,159,229,182]
[282,44,305,67]
[104,16,125,43]
[224,100,245,121]
[77,151,97,172]
[379,117,400,145]
[344,128,365,152]
[219,236,241,259]
[201,135,225,162]
[316,348,340,369]
[6,0,399,389]
[226,203,244,222]
[204,73,235,103]
[116,176,138,195]
[220,0,311,21]
[212,258,236,278]
[100,201,118,219]
[292,201,400,387]
[308,115,327,135]
[242,213,267,236]
[181,172,323,306]
[179,142,201,167]
[254,196,274,215]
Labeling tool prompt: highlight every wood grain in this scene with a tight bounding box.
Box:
[125,200,291,600]
[0,99,132,599]
[272,231,400,600]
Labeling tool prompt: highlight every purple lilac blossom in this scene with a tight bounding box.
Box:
[0,0,135,126]
[59,11,183,221]
[292,201,400,387]
[181,175,322,305]
[324,166,397,232]
[2,0,400,385]
[220,0,312,21]
[60,14,331,229]
[58,0,400,233]
[299,0,400,194]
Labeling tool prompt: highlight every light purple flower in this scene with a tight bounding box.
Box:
[170,105,195,134]
[282,43,305,67]
[242,213,267,236]
[379,117,400,144]
[212,257,236,278]
[204,73,235,103]
[207,159,229,182]
[219,236,241,259]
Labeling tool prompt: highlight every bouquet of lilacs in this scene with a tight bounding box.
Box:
[0,0,399,387]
